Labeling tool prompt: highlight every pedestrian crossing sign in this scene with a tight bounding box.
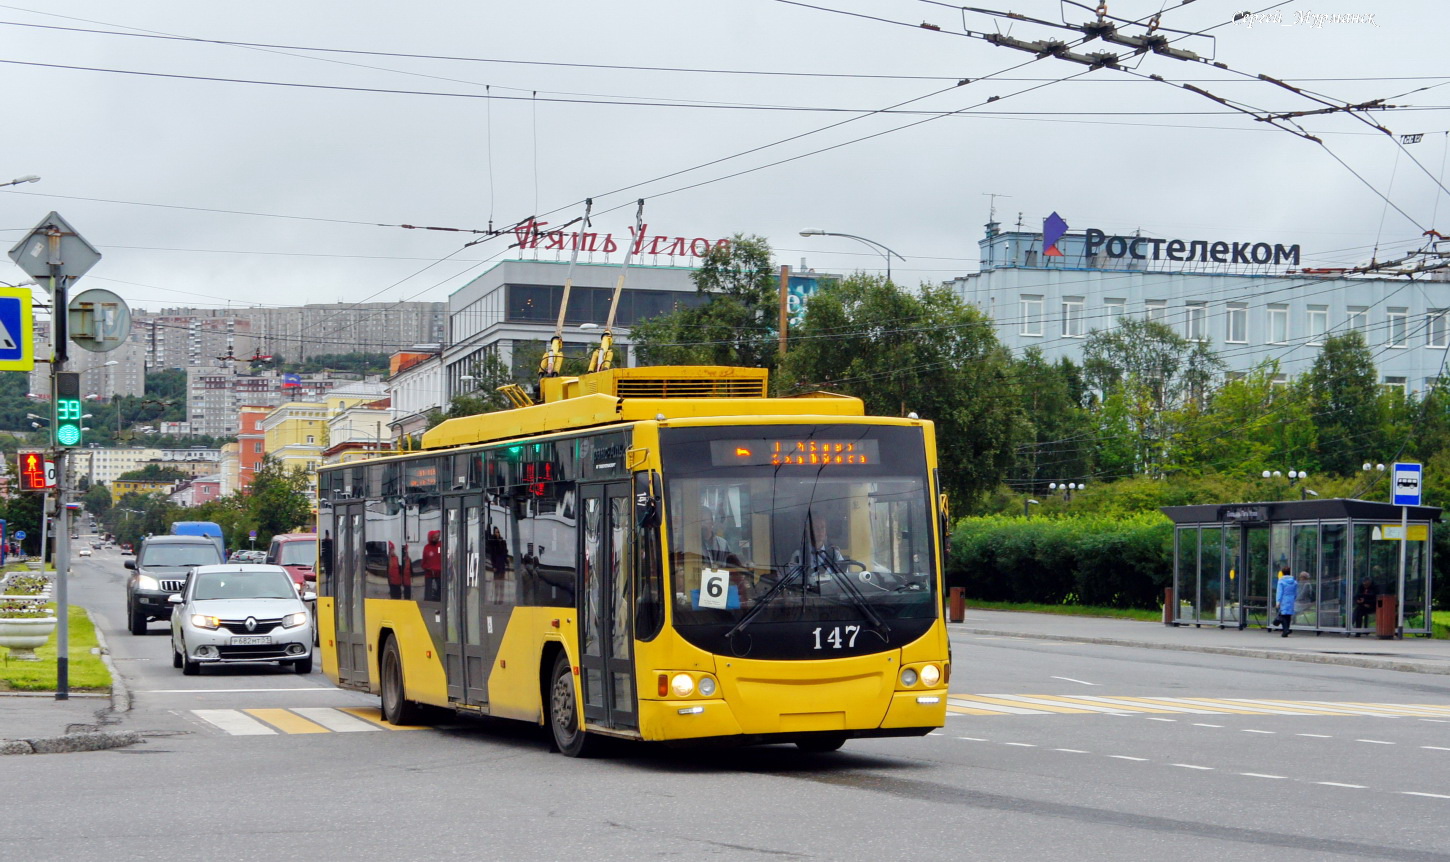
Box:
[0,287,33,371]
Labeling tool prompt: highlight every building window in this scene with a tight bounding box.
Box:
[1062,297,1085,338]
[1307,305,1328,345]
[1146,300,1167,324]
[1383,376,1407,394]
[1020,295,1043,337]
[253,442,263,454]
[306,435,315,444]
[1024,250,1038,267]
[1271,374,1288,387]
[1267,304,1289,344]
[1226,303,1247,344]
[1388,307,1408,347]
[1103,298,1125,328]
[1429,310,1448,348]
[1347,306,1368,334]
[1184,303,1207,341]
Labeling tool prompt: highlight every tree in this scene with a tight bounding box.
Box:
[1009,349,1094,490]
[244,456,313,539]
[778,274,1022,507]
[1080,318,1223,476]
[1301,330,1384,475]
[426,351,515,429]
[116,464,187,482]
[630,234,781,374]
[82,483,113,518]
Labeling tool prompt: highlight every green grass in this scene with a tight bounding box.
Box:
[0,605,112,691]
[963,599,1163,622]
[1434,611,1450,640]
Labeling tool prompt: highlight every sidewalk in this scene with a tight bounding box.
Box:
[0,612,140,755]
[954,609,1450,675]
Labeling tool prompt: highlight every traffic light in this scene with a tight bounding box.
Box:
[17,452,48,491]
[54,371,83,447]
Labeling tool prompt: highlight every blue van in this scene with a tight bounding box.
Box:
[171,521,225,559]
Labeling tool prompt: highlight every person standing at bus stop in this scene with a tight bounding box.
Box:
[1274,565,1298,637]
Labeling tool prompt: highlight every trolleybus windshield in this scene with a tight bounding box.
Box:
[660,424,937,660]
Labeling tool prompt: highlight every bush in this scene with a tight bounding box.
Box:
[947,513,1173,610]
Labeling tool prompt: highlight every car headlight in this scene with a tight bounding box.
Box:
[920,664,941,687]
[671,673,695,697]
[190,615,220,630]
[282,612,308,629]
[697,676,717,697]
[900,667,919,687]
[136,575,160,591]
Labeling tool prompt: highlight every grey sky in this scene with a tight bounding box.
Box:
[2,1,1444,316]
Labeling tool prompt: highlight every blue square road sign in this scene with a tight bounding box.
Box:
[1392,461,1423,507]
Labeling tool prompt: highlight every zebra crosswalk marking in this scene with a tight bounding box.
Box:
[193,709,276,735]
[290,707,380,732]
[975,694,1129,714]
[339,706,427,730]
[188,707,428,735]
[245,708,331,734]
[967,695,1099,714]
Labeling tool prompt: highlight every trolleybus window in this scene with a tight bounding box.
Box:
[660,424,937,660]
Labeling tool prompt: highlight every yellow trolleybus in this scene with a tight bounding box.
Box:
[316,365,949,755]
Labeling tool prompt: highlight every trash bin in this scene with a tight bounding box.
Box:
[1163,587,1175,626]
[948,587,965,623]
[1375,594,1398,640]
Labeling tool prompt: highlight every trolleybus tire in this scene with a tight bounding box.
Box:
[548,652,596,757]
[380,636,422,725]
[795,734,847,753]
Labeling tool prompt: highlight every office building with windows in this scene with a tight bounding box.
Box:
[950,220,1450,393]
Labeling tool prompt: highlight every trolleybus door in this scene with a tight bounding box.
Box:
[335,502,368,685]
[442,495,489,705]
[578,482,637,730]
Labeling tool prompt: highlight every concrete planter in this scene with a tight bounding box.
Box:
[0,616,59,660]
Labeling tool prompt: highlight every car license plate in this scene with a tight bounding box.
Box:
[229,636,272,646]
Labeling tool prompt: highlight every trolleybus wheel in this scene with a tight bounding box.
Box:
[380,636,422,725]
[549,652,596,757]
[795,734,847,753]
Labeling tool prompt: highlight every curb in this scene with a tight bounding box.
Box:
[1,731,144,756]
[91,608,131,714]
[953,625,1450,676]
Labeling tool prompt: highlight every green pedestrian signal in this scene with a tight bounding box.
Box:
[54,371,83,447]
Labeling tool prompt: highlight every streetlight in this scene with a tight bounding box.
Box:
[798,230,905,282]
[1263,469,1315,500]
[1024,498,1040,517]
[1,174,40,188]
[1048,481,1085,502]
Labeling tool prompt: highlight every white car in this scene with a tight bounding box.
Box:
[169,564,315,675]
[78,548,92,557]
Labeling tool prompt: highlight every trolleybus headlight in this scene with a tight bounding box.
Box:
[900,667,919,688]
[698,676,717,697]
[671,674,695,697]
[920,664,941,687]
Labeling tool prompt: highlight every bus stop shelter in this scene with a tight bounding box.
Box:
[1161,498,1438,636]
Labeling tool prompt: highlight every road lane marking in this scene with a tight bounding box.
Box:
[985,694,1130,714]
[1402,792,1450,800]
[1003,742,1036,747]
[1240,773,1286,779]
[141,687,333,693]
[1297,733,1333,738]
[1109,755,1148,761]
[193,709,276,735]
[1423,746,1450,752]
[1317,782,1367,789]
[245,708,331,734]
[1241,729,1276,734]
[1193,723,1224,728]
[957,737,987,741]
[1171,764,1213,770]
[1053,748,1089,753]
[1145,717,1177,722]
[1356,739,1395,745]
[290,708,381,732]
[1051,676,1098,686]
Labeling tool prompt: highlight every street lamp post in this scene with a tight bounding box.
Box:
[1,174,40,188]
[1262,469,1316,500]
[1024,498,1040,517]
[1048,481,1085,502]
[798,230,905,282]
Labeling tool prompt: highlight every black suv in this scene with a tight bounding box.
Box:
[125,535,225,635]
